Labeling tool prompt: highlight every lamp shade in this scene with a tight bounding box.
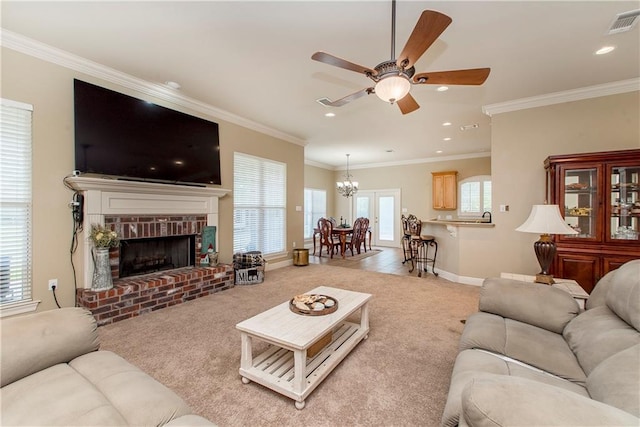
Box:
[516,205,578,235]
[375,75,411,103]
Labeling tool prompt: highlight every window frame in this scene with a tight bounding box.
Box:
[458,175,492,218]
[0,98,38,317]
[303,188,327,240]
[233,152,287,257]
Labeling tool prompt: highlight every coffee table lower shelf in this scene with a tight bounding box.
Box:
[239,321,367,409]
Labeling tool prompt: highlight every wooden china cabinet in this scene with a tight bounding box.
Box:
[545,149,640,293]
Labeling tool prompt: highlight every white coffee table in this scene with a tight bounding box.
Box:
[236,286,372,409]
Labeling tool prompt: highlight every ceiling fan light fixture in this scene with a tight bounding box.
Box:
[375,75,411,104]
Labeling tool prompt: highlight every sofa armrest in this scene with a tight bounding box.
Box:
[479,278,579,333]
[1,307,99,387]
[459,375,640,427]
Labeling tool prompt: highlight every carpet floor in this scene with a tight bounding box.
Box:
[99,264,481,426]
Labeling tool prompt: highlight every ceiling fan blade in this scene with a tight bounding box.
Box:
[413,68,491,85]
[396,11,452,70]
[312,51,377,76]
[397,93,420,115]
[317,88,374,107]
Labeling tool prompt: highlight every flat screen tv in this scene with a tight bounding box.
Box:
[74,79,221,186]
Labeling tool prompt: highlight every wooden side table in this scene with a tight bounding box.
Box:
[500,273,589,310]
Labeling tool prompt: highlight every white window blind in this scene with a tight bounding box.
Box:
[233,153,286,255]
[303,188,326,239]
[1,99,33,306]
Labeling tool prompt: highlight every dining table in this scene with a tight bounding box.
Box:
[313,226,353,259]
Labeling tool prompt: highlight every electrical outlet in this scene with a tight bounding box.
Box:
[48,279,58,291]
[293,241,296,248]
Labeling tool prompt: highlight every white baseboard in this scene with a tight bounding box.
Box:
[265,258,293,271]
[435,268,484,287]
[264,255,484,287]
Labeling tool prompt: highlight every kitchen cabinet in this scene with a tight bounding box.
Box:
[545,149,640,293]
[432,171,457,210]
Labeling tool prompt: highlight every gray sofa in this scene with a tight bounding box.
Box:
[442,259,640,427]
[1,307,215,426]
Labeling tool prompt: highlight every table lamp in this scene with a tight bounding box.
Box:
[516,204,578,284]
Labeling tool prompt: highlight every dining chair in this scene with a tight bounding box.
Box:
[351,217,369,255]
[317,218,340,258]
[344,217,363,256]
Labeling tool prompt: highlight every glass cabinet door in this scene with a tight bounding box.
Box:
[562,167,598,240]
[609,165,640,242]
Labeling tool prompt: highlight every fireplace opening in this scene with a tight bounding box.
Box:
[119,235,196,278]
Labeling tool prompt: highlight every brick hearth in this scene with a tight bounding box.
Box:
[77,264,233,326]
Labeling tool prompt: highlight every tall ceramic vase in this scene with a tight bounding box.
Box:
[91,247,113,291]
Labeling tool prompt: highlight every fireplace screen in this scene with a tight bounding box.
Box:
[119,235,195,278]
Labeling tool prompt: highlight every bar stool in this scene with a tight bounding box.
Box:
[400,215,414,266]
[406,216,438,277]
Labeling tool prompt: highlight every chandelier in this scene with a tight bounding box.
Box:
[336,154,359,198]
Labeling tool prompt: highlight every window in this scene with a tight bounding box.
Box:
[304,188,326,239]
[233,153,286,255]
[1,99,34,315]
[459,175,492,217]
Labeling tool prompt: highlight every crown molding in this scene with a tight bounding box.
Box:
[483,78,640,117]
[0,29,306,147]
[304,151,490,171]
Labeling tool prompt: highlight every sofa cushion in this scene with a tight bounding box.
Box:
[605,259,640,331]
[563,305,640,375]
[460,312,586,384]
[1,307,99,387]
[479,278,579,333]
[69,350,192,426]
[585,267,617,310]
[458,375,640,427]
[0,363,127,426]
[587,343,640,417]
[441,349,589,427]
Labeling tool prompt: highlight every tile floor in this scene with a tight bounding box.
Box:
[308,245,429,277]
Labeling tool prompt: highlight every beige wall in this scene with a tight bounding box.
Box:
[1,47,304,312]
[3,44,638,312]
[490,91,640,279]
[304,163,336,220]
[303,92,639,281]
[332,156,491,222]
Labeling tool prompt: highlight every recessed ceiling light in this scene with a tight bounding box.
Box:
[436,86,449,92]
[325,112,335,117]
[595,46,615,55]
[443,137,452,141]
[442,122,452,126]
[165,81,181,89]
[436,150,443,154]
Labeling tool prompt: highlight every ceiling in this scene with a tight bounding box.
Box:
[2,1,639,169]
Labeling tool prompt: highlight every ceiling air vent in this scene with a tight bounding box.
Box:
[606,9,640,35]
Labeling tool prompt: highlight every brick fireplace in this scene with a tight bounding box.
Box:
[69,177,232,325]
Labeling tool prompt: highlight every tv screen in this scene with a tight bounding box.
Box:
[74,79,221,186]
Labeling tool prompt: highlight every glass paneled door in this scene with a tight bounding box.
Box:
[354,190,401,247]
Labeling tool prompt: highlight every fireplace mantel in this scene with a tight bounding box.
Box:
[67,176,231,288]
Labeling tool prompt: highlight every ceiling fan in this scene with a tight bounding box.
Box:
[311,0,490,115]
